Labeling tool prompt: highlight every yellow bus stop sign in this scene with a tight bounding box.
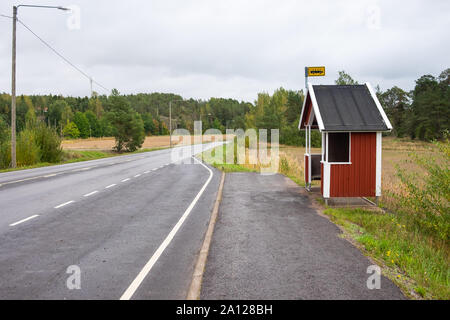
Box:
[306,66,325,77]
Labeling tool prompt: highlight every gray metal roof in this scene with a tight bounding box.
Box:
[313,85,389,131]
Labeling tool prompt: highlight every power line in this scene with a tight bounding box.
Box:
[18,18,110,93]
[12,17,110,93]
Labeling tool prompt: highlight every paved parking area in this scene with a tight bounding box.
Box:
[201,172,405,300]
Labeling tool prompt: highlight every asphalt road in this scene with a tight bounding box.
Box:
[201,173,405,300]
[0,143,222,299]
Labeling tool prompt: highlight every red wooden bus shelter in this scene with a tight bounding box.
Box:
[298,83,392,203]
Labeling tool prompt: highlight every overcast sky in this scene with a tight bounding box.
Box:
[0,0,449,102]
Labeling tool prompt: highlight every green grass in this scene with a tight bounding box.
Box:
[198,141,259,173]
[63,150,116,162]
[199,149,257,173]
[132,147,167,154]
[206,162,258,173]
[323,207,449,300]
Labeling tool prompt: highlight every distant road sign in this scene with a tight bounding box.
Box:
[306,66,325,77]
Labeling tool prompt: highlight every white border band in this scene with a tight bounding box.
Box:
[376,132,382,196]
[366,82,393,130]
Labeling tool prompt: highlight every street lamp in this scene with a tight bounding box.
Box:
[10,4,69,168]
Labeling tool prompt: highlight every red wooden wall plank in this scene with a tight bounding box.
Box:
[329,132,376,197]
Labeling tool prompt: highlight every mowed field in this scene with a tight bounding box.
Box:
[62,135,234,151]
[62,136,173,150]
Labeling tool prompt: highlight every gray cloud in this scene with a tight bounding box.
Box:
[0,0,448,101]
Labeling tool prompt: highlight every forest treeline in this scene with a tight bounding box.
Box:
[0,68,448,156]
[377,69,449,141]
[0,90,252,139]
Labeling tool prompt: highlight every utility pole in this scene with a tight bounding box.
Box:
[168,99,184,148]
[305,66,308,93]
[11,6,17,168]
[169,101,172,148]
[9,4,69,168]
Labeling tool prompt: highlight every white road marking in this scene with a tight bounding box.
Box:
[134,174,141,177]
[151,168,157,171]
[84,190,98,197]
[143,171,150,174]
[54,200,75,209]
[71,167,92,172]
[120,157,213,300]
[105,184,116,189]
[121,178,130,182]
[2,177,39,185]
[9,214,39,226]
[44,174,57,178]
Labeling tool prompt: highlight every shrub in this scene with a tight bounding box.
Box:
[16,129,40,166]
[0,141,10,169]
[390,139,450,241]
[280,157,290,175]
[62,121,80,139]
[0,117,10,168]
[34,123,62,163]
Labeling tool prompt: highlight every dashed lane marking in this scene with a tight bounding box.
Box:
[84,191,98,197]
[9,214,39,227]
[54,200,75,209]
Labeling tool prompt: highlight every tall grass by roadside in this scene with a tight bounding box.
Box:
[0,117,11,168]
[388,139,449,241]
[324,207,449,300]
[325,139,449,299]
[0,123,62,169]
[0,150,114,173]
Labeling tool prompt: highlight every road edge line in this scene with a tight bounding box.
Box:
[186,170,225,300]
[119,156,213,300]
